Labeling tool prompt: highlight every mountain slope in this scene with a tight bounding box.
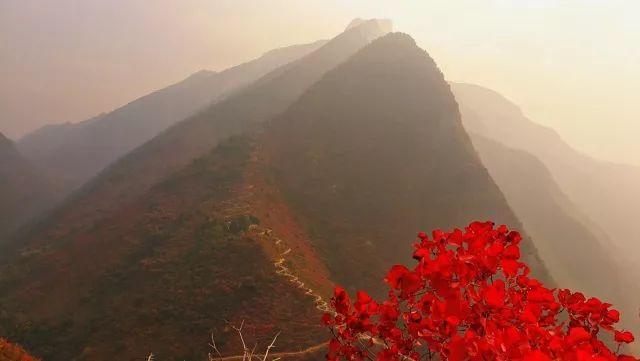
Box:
[265,33,551,294]
[469,135,624,302]
[0,133,54,239]
[6,20,391,255]
[0,19,391,360]
[452,82,640,264]
[17,40,326,195]
[0,136,326,360]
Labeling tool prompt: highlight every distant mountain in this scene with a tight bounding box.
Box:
[452,83,640,262]
[264,33,551,293]
[470,135,624,301]
[0,133,54,239]
[17,39,327,195]
[452,82,640,346]
[0,20,392,360]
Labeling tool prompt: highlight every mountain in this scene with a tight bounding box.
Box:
[0,133,54,239]
[263,33,551,293]
[17,39,327,195]
[6,20,391,255]
[0,20,391,360]
[452,83,640,264]
[469,135,624,302]
[1,135,327,360]
[452,83,640,347]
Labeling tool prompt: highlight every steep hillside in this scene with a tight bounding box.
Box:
[265,33,551,294]
[452,82,640,266]
[17,40,326,195]
[469,135,625,303]
[0,136,327,360]
[0,133,54,240]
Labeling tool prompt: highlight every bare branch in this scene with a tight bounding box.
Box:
[261,331,281,361]
[229,320,250,361]
[209,333,224,361]
[248,343,258,361]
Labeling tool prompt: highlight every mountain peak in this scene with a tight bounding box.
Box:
[266,30,550,291]
[346,18,393,33]
[186,69,217,80]
[343,18,393,42]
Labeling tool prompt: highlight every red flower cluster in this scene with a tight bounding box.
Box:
[323,221,636,361]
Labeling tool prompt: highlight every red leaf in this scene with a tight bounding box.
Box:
[616,331,635,344]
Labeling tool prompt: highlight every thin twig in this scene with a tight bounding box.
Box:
[262,331,281,361]
[209,333,224,361]
[230,320,249,361]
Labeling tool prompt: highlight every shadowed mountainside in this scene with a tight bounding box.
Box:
[17,40,327,195]
[265,33,552,294]
[0,133,54,240]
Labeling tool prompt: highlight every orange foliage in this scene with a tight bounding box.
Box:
[0,338,40,361]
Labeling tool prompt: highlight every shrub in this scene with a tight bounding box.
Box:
[0,338,40,361]
[323,221,637,360]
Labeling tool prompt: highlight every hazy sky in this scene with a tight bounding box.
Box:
[1,0,638,166]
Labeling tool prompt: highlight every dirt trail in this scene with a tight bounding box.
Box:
[216,145,333,311]
[267,235,330,313]
[214,189,332,313]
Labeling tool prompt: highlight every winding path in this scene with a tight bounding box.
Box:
[264,233,331,313]
[212,342,326,361]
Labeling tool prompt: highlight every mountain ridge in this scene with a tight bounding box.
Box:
[264,32,552,293]
[17,39,328,196]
